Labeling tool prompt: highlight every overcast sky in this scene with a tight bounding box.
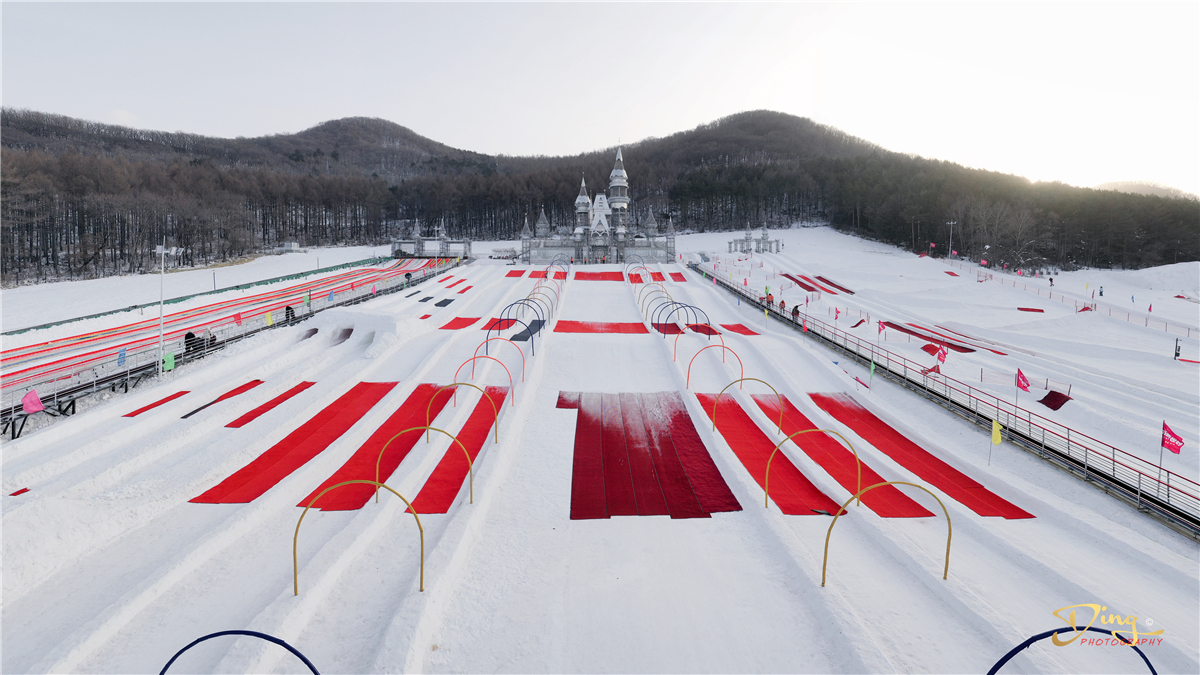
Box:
[3,2,1198,194]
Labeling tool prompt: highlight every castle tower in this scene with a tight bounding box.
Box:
[574,176,591,241]
[534,207,550,238]
[608,148,630,231]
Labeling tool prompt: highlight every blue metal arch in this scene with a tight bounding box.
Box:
[651,302,699,335]
[988,626,1156,675]
[486,314,537,356]
[161,630,319,675]
[665,304,711,329]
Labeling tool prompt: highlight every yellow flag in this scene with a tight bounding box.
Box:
[991,419,1002,445]
[266,311,274,327]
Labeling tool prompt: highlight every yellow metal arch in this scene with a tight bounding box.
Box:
[640,289,673,318]
[637,280,669,307]
[531,280,561,305]
[764,428,863,509]
[821,481,952,587]
[373,426,474,504]
[426,382,500,444]
[711,378,782,433]
[294,479,423,594]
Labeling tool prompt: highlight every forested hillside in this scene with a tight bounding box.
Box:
[2,108,1195,285]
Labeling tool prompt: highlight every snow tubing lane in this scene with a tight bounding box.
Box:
[695,393,839,515]
[669,272,687,282]
[554,321,649,334]
[159,630,319,675]
[124,391,189,417]
[411,386,509,513]
[299,383,456,511]
[750,395,932,518]
[808,392,1034,519]
[226,381,316,428]
[482,318,517,330]
[558,391,740,519]
[191,382,397,504]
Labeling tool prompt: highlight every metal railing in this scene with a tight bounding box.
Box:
[690,263,1200,534]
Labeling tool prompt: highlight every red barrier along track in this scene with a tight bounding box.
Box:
[669,272,687,282]
[695,393,839,515]
[816,276,855,294]
[558,391,740,519]
[411,386,510,513]
[191,382,397,504]
[750,395,932,518]
[882,322,975,353]
[226,381,316,428]
[297,383,455,510]
[124,391,189,417]
[782,273,818,292]
[554,321,649,334]
[809,392,1033,519]
[800,275,838,294]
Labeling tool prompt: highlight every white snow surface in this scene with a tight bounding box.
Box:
[2,227,1198,674]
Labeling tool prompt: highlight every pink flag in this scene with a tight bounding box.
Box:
[1148,304,1152,313]
[878,321,885,334]
[1162,422,1184,454]
[952,250,958,255]
[802,319,808,332]
[835,308,840,320]
[21,390,44,414]
[1016,368,1030,392]
[929,242,936,248]
[937,345,948,363]
[981,259,988,265]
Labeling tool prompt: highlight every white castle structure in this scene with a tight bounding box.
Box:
[521,148,676,264]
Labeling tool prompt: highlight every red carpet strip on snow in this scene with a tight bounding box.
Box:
[124,391,189,417]
[690,324,720,336]
[695,393,840,515]
[226,381,316,428]
[670,272,687,282]
[800,275,838,294]
[575,271,624,281]
[750,395,931,517]
[457,286,473,294]
[628,274,643,283]
[446,279,466,288]
[1018,307,1045,313]
[506,270,526,278]
[10,488,30,496]
[440,317,480,330]
[438,276,454,283]
[411,387,509,513]
[191,382,397,504]
[851,319,865,328]
[816,276,855,294]
[554,321,649,334]
[720,324,759,336]
[529,271,568,280]
[782,274,818,292]
[482,318,517,330]
[652,322,684,335]
[924,326,1008,356]
[419,314,431,320]
[882,322,975,353]
[181,380,264,419]
[301,383,456,511]
[945,271,960,277]
[808,392,1033,519]
[558,391,739,519]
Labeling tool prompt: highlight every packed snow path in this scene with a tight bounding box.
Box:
[3,229,1197,674]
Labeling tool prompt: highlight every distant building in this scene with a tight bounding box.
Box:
[521,149,675,264]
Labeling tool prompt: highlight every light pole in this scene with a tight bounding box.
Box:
[157,240,180,376]
[947,220,956,259]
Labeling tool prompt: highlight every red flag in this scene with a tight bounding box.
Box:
[952,250,958,255]
[802,319,808,332]
[1148,304,1152,313]
[937,345,948,363]
[1016,368,1030,392]
[1162,422,1184,454]
[930,242,936,248]
[233,312,243,326]
[835,308,840,320]
[877,321,885,334]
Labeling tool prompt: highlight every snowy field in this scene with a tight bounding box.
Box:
[2,226,1198,674]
